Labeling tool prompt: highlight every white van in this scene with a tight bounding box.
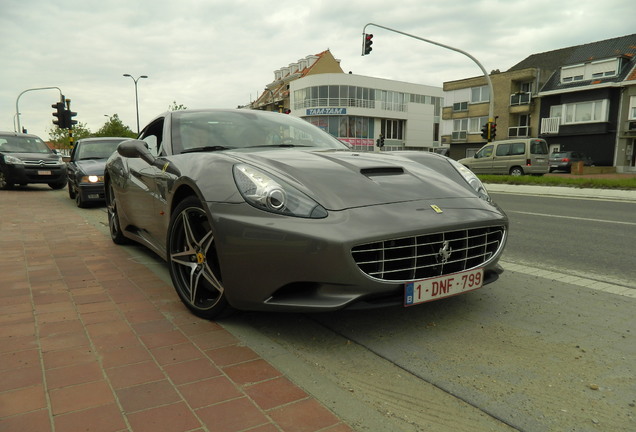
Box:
[458,138,550,176]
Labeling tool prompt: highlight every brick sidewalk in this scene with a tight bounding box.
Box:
[0,187,353,432]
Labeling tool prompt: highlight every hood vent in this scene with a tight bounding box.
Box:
[360,167,404,177]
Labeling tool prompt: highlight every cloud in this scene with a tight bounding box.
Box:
[1,0,633,139]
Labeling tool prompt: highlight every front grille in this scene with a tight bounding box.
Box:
[351,226,506,281]
[23,160,62,167]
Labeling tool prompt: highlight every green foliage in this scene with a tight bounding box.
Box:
[478,175,636,190]
[48,122,92,149]
[95,114,136,138]
[168,100,188,111]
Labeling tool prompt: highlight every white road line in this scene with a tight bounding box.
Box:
[508,210,636,226]
[500,260,636,299]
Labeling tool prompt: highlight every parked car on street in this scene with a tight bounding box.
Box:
[0,131,67,190]
[458,138,550,176]
[67,137,129,207]
[549,151,593,173]
[105,109,508,319]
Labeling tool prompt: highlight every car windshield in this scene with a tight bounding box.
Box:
[551,152,568,158]
[76,140,122,160]
[0,135,50,153]
[171,110,349,154]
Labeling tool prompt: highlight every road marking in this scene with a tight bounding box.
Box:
[500,260,636,299]
[508,210,636,226]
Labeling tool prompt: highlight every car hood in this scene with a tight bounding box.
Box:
[229,149,484,211]
[2,152,62,163]
[74,159,108,175]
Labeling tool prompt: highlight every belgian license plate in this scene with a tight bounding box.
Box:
[405,268,483,306]
[38,170,52,175]
[88,194,100,199]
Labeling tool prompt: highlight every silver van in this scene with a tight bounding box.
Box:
[458,138,549,176]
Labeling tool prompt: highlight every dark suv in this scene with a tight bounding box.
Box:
[0,131,67,190]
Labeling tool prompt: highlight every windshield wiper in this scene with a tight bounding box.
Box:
[181,146,233,154]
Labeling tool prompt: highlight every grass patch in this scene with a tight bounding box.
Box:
[478,175,636,190]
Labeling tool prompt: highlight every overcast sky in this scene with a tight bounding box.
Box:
[1,0,634,140]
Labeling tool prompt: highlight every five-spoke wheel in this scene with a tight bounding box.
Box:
[167,197,229,319]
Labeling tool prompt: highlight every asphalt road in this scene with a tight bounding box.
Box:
[63,188,635,432]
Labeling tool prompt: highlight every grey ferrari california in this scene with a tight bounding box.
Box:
[105,109,508,319]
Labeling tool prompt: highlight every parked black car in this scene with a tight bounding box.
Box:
[67,137,128,207]
[549,151,593,173]
[0,131,67,190]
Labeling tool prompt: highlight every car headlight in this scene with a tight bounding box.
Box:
[4,155,23,165]
[233,164,328,218]
[80,175,104,184]
[447,158,490,202]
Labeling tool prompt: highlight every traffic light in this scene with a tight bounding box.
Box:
[376,134,385,147]
[489,122,497,141]
[52,102,65,127]
[64,109,77,128]
[480,123,489,140]
[363,33,373,55]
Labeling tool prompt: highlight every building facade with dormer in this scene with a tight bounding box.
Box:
[442,33,636,171]
[537,34,636,172]
[251,50,444,151]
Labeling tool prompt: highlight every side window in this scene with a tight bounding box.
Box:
[476,145,493,158]
[511,143,525,155]
[496,144,510,156]
[139,118,164,156]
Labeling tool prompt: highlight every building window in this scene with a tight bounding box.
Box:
[551,100,608,124]
[470,86,490,103]
[453,101,468,112]
[629,96,636,120]
[381,119,404,140]
[469,116,488,133]
[561,59,618,83]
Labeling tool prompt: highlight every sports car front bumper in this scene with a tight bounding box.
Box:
[208,196,508,312]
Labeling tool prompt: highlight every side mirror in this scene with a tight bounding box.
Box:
[117,139,156,165]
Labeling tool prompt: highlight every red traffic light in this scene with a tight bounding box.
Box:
[363,33,374,55]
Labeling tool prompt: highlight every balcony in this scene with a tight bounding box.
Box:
[541,117,561,134]
[508,126,530,137]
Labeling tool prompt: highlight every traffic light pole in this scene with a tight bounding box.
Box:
[362,23,495,127]
[15,87,63,133]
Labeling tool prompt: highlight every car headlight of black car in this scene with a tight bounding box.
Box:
[4,155,23,165]
[447,158,491,202]
[80,175,104,184]
[233,164,328,218]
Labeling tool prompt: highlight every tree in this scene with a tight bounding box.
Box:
[48,122,92,150]
[168,100,188,111]
[95,114,136,138]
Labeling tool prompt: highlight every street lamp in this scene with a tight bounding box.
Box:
[122,74,148,134]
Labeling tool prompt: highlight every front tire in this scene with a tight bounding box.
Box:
[167,197,230,320]
[68,183,76,199]
[0,170,13,190]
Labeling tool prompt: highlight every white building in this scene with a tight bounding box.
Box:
[289,73,443,151]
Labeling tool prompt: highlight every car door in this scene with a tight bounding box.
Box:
[117,119,166,248]
[468,144,494,174]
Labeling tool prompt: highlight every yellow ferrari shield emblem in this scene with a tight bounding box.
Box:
[430,205,443,214]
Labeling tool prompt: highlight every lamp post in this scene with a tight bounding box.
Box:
[122,74,148,134]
